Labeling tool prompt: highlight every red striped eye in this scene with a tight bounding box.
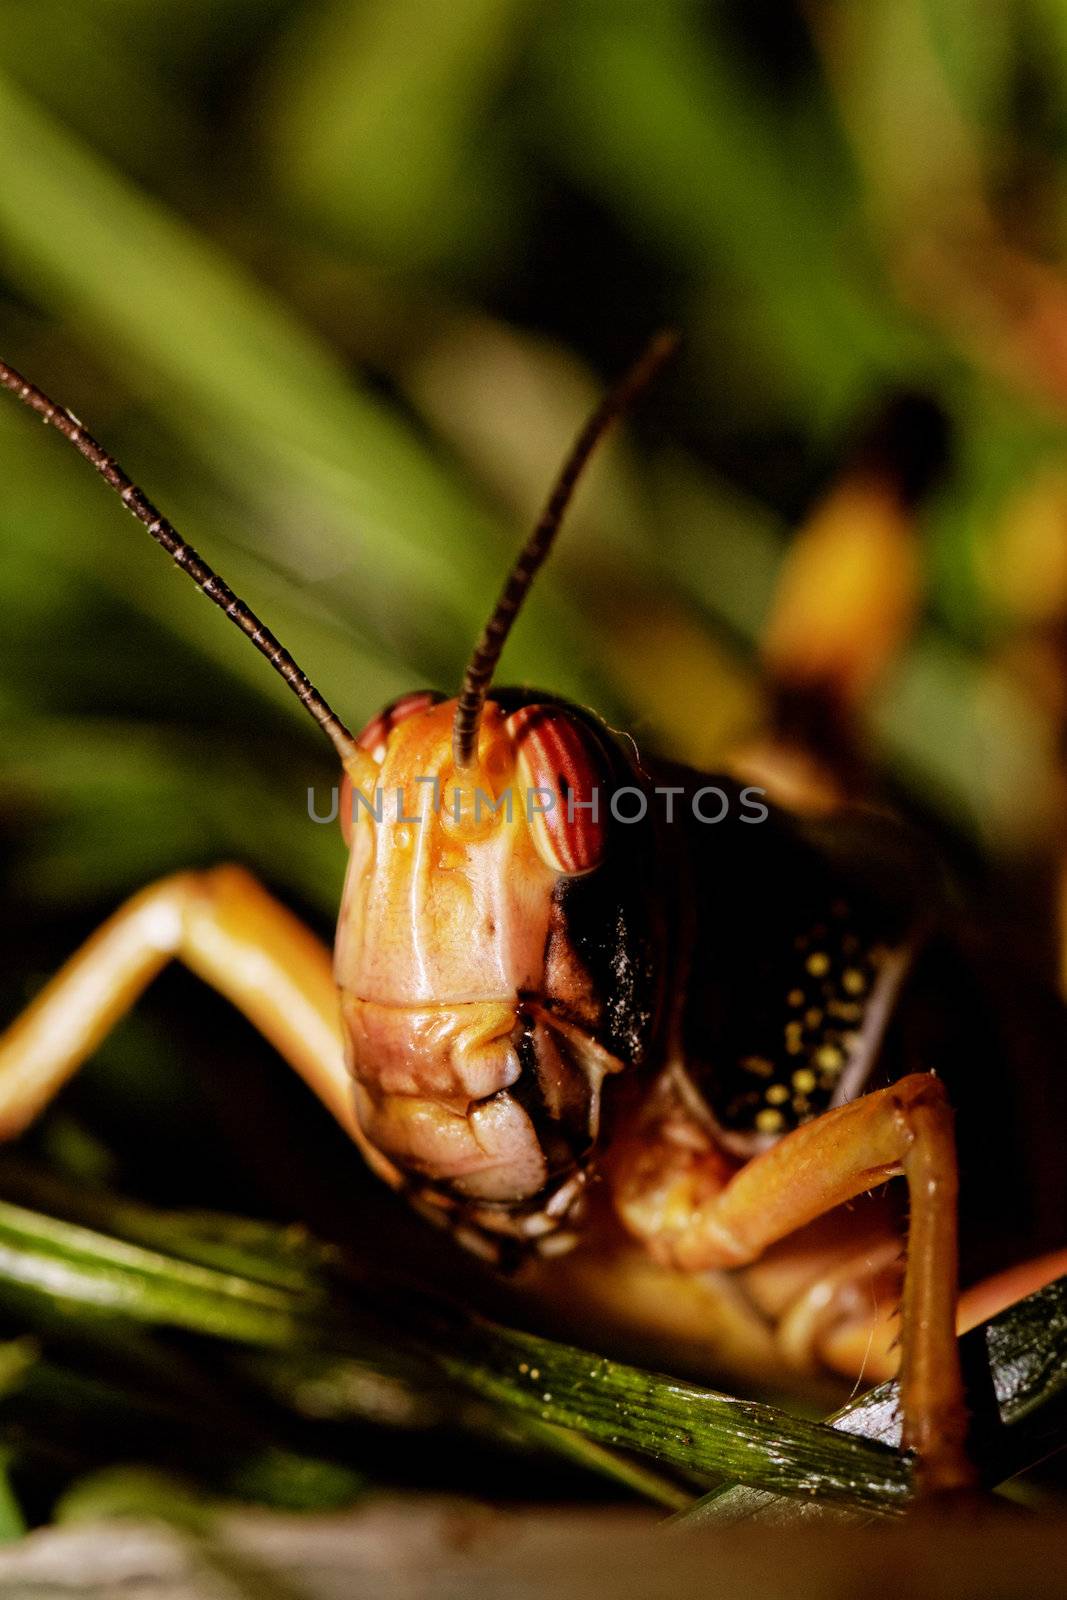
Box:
[507,705,607,874]
[357,690,442,762]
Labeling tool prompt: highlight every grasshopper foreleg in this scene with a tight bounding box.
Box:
[0,868,392,1180]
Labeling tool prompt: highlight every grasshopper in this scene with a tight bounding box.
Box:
[1,336,1063,1497]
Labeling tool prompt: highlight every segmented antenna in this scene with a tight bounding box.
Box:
[0,358,359,764]
[452,331,680,770]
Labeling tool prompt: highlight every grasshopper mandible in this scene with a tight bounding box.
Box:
[2,335,1058,1497]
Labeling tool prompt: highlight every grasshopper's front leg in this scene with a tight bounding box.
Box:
[0,867,394,1184]
[612,1072,973,1495]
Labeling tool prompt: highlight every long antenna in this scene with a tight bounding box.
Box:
[0,358,359,765]
[452,330,680,771]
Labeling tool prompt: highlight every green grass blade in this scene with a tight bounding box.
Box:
[679,1273,1067,1526]
[414,1307,909,1513]
[2,1186,1063,1518]
[0,1195,910,1513]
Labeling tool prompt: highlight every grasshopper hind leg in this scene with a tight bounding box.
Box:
[611,1070,975,1495]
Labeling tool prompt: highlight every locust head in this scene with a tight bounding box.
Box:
[333,689,660,1252]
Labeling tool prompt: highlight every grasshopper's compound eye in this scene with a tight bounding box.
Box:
[356,690,443,762]
[506,705,608,875]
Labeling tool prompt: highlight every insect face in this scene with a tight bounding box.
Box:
[333,693,660,1247]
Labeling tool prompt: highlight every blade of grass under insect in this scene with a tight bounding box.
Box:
[0,1197,910,1512]
[487,1416,695,1514]
[410,1305,909,1514]
[678,1271,1067,1526]
[3,1188,1063,1515]
[0,1184,695,1508]
[227,1344,694,1511]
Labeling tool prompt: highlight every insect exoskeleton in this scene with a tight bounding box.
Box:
[334,689,662,1258]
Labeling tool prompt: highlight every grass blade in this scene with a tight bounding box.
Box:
[679,1273,1067,1525]
[0,1195,910,1512]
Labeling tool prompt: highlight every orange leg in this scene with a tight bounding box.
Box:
[0,868,395,1186]
[613,1072,973,1493]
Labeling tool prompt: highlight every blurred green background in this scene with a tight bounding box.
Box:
[0,0,1066,1528]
